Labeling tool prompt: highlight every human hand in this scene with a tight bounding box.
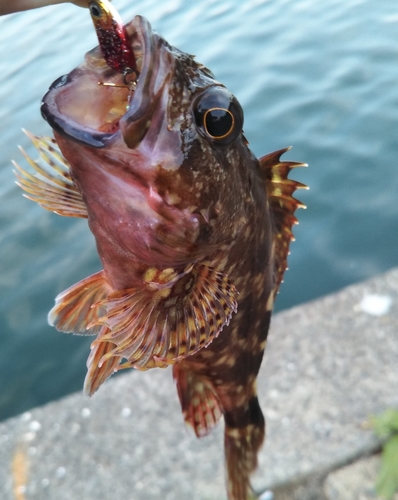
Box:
[0,0,91,16]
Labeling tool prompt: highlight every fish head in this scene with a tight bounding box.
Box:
[41,15,261,272]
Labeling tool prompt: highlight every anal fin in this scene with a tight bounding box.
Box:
[173,365,222,437]
[13,130,88,218]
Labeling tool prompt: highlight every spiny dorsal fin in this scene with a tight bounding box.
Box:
[260,148,307,292]
[13,130,88,218]
[173,364,223,437]
[88,264,239,370]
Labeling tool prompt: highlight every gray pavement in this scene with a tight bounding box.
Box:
[324,455,398,500]
[1,268,398,500]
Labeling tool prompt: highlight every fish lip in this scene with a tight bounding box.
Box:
[41,15,157,149]
[41,78,117,148]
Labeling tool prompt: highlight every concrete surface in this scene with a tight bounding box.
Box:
[1,268,398,500]
[324,454,398,500]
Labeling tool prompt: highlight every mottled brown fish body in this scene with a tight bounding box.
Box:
[173,164,273,498]
[14,12,306,500]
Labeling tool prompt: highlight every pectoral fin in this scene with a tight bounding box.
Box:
[89,264,238,370]
[84,327,121,396]
[48,271,112,335]
[13,130,88,218]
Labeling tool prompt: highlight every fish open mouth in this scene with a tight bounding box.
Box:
[41,16,166,149]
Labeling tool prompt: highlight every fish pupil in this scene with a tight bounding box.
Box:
[204,108,234,139]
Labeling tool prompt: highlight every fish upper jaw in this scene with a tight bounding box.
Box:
[119,17,173,150]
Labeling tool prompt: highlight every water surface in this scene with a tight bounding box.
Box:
[0,0,397,421]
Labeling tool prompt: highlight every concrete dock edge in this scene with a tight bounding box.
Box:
[1,268,397,500]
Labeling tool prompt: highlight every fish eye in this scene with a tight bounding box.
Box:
[193,87,243,146]
[89,2,102,18]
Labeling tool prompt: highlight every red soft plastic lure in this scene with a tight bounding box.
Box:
[89,0,137,75]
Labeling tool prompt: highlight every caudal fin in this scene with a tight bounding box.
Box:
[224,397,265,500]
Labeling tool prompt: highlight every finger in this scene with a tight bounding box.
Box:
[0,0,90,16]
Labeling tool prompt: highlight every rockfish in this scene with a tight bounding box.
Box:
[14,5,306,499]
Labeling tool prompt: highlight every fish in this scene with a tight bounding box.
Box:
[13,5,307,500]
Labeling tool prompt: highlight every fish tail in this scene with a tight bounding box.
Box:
[224,396,265,500]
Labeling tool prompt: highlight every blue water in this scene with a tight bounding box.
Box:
[0,0,397,422]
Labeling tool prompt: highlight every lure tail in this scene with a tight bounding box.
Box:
[224,397,265,500]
